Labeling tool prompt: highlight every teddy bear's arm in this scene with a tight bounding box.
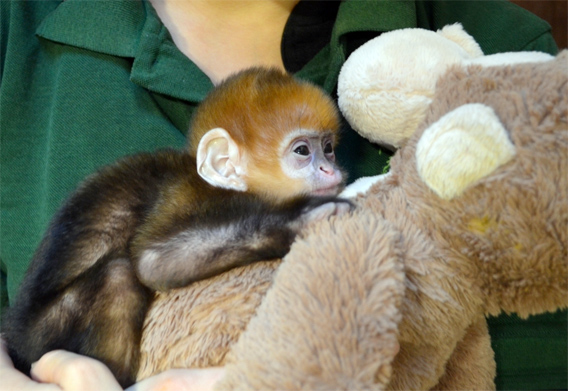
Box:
[215,212,405,390]
[432,317,496,391]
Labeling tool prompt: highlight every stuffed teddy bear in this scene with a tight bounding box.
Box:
[136,25,567,390]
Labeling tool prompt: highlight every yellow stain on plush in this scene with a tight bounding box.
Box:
[468,216,497,234]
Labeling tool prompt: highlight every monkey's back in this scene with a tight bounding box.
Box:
[1,149,208,377]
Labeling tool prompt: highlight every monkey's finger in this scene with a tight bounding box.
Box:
[303,202,337,222]
[335,200,353,216]
[30,350,122,391]
[303,201,352,223]
[126,368,225,391]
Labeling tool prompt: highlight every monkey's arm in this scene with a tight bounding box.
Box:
[132,194,351,291]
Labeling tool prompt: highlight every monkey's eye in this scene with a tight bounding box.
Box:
[323,142,333,154]
[294,145,310,156]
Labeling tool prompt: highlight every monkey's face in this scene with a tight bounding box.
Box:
[279,129,343,196]
[236,125,345,202]
[238,79,345,201]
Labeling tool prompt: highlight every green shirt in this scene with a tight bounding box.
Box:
[1,1,565,389]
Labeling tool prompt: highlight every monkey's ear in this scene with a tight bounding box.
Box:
[196,128,248,191]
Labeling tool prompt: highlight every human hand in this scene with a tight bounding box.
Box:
[1,337,224,391]
[1,337,121,391]
[126,367,225,391]
[30,350,123,391]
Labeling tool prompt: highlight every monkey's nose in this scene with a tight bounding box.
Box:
[319,164,335,176]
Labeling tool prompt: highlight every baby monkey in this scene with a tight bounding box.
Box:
[2,68,349,387]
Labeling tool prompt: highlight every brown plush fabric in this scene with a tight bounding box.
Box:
[138,261,280,378]
[217,214,405,390]
[138,52,567,390]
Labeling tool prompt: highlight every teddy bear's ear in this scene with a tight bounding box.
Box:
[416,104,516,200]
[436,24,484,58]
[337,24,485,150]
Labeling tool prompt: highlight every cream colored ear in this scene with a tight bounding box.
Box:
[196,128,248,191]
[437,23,484,58]
[416,103,516,200]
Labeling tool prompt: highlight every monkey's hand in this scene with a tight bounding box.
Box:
[299,199,353,225]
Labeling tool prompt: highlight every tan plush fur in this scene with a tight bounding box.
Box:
[138,260,280,378]
[138,52,567,390]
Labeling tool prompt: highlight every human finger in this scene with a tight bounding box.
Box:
[0,337,60,391]
[30,350,122,391]
[127,367,225,391]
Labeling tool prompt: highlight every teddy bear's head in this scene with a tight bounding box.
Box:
[338,24,555,150]
[357,51,567,318]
